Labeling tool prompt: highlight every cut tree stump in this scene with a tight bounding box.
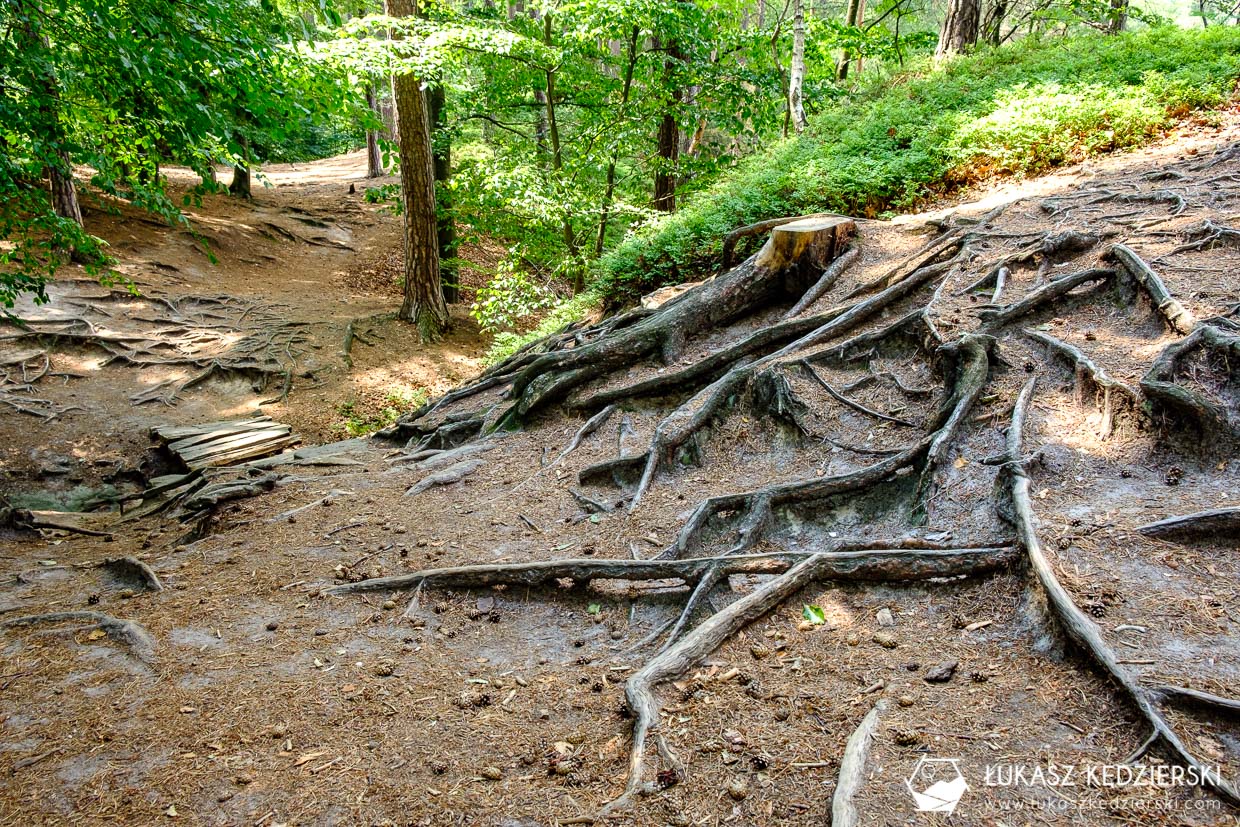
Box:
[759,215,856,297]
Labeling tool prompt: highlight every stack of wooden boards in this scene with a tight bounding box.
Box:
[152,415,298,469]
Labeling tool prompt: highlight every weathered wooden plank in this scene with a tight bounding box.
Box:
[187,435,299,468]
[153,415,272,441]
[167,424,289,453]
[177,428,292,462]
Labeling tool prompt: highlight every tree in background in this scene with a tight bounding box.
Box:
[936,0,981,56]
[385,0,450,339]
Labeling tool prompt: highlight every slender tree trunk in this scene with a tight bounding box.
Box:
[365,83,383,179]
[836,0,865,80]
[935,0,980,59]
[789,0,807,133]
[426,80,458,304]
[542,13,581,291]
[50,151,82,225]
[387,0,449,339]
[229,136,252,199]
[595,25,639,259]
[653,35,682,213]
[982,0,1009,45]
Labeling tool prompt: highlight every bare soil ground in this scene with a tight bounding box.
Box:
[2,120,1240,827]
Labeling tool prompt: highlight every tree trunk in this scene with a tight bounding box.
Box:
[49,151,82,225]
[542,14,582,292]
[365,83,383,179]
[229,136,251,199]
[836,0,865,80]
[426,80,458,305]
[789,0,807,134]
[935,0,980,59]
[595,25,640,259]
[229,163,251,199]
[982,0,1009,45]
[653,36,682,214]
[388,0,449,340]
[1107,0,1128,32]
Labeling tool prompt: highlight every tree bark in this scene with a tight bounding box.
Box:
[229,164,251,199]
[789,0,807,133]
[595,25,640,259]
[836,0,866,80]
[426,80,458,304]
[935,0,980,59]
[50,151,82,225]
[653,35,682,213]
[542,13,582,291]
[982,0,1009,45]
[388,0,449,340]
[229,135,251,199]
[1107,0,1128,32]
[365,83,384,179]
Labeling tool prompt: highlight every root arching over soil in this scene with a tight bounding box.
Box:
[324,143,1240,819]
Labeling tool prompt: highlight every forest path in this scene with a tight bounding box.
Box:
[1,151,493,505]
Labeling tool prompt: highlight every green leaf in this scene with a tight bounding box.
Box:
[802,604,827,625]
[587,603,601,615]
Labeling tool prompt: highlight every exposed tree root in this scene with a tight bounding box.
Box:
[99,556,163,592]
[1106,244,1196,334]
[314,201,1240,817]
[1153,685,1240,716]
[1141,322,1240,440]
[1024,328,1140,437]
[1136,507,1240,544]
[2,611,156,665]
[976,268,1115,329]
[1000,377,1240,806]
[326,545,1018,595]
[832,698,887,827]
[0,289,308,409]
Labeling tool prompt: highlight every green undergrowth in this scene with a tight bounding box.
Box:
[593,26,1240,302]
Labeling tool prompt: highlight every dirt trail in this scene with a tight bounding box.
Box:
[2,121,1240,826]
[0,151,490,506]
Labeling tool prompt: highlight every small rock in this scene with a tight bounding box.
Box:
[610,630,624,640]
[313,628,328,637]
[480,766,504,780]
[924,660,959,683]
[265,621,279,632]
[876,608,895,627]
[726,776,749,800]
[871,631,898,649]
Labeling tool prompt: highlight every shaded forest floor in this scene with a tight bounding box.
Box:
[2,116,1240,827]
